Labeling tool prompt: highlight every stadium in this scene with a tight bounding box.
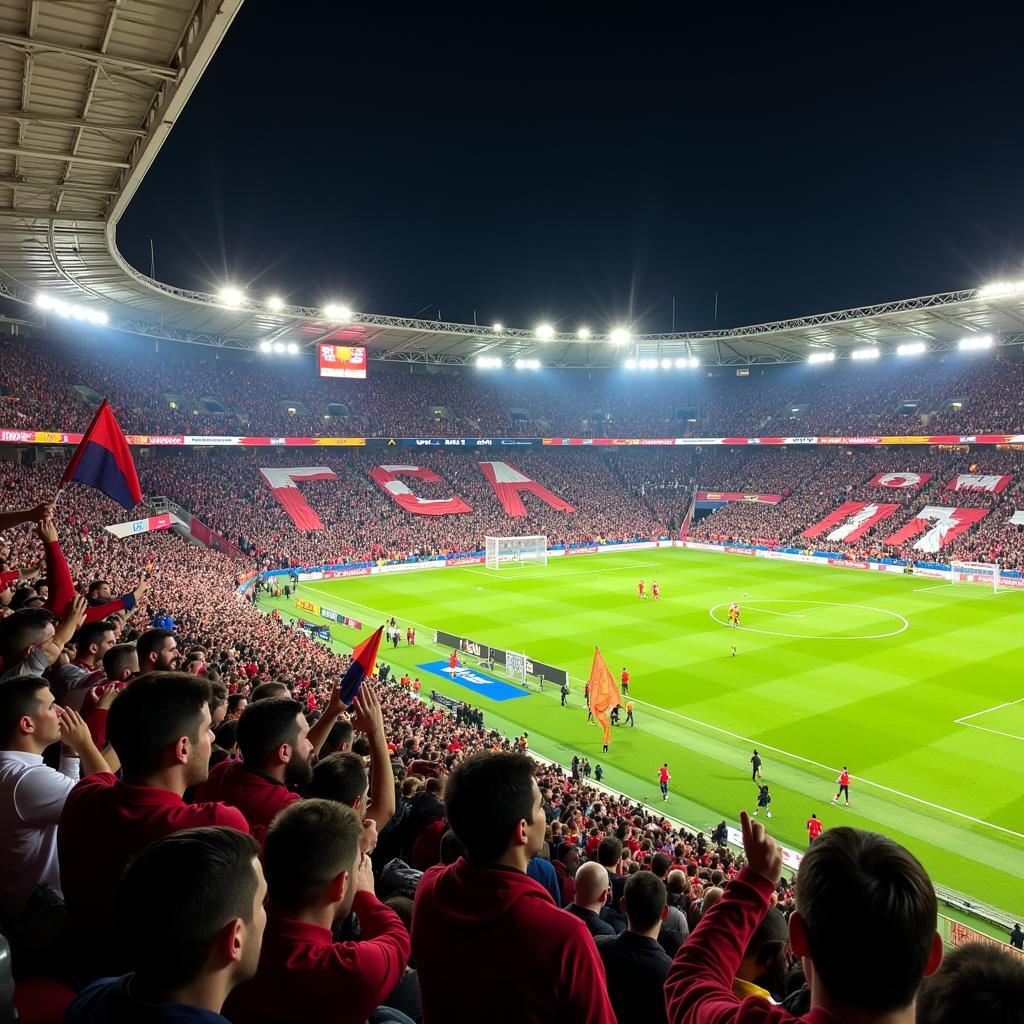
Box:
[1,5,1023,1022]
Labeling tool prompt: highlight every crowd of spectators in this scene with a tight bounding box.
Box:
[3,332,1024,440]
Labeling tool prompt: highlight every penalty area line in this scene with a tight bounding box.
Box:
[955,694,1024,724]
[462,561,662,581]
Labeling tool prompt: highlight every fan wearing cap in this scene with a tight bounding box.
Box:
[732,906,790,1002]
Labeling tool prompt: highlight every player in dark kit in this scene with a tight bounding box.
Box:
[750,749,762,781]
[753,783,772,818]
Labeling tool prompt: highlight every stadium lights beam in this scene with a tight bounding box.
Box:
[851,347,880,360]
[218,286,244,308]
[978,279,1024,300]
[578,326,592,340]
[267,296,284,312]
[959,334,993,352]
[286,342,299,355]
[34,292,108,326]
[535,323,555,341]
[808,351,835,364]
[608,327,630,346]
[897,342,927,356]
[624,358,637,370]
[273,342,285,353]
[476,355,503,369]
[660,358,672,369]
[514,358,541,370]
[492,323,503,333]
[259,341,272,353]
[322,303,352,321]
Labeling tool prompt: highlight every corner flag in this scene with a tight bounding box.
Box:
[58,399,141,509]
[588,646,621,748]
[339,625,384,705]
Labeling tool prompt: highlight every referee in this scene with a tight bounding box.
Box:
[750,749,762,781]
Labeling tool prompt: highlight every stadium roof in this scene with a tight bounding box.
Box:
[3,2,1024,369]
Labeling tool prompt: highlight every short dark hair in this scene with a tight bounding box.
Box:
[214,718,239,750]
[326,719,354,750]
[208,679,228,714]
[651,852,671,878]
[75,620,115,655]
[307,752,368,805]
[795,827,936,1013]
[136,628,177,666]
[251,681,290,702]
[444,752,536,863]
[0,608,53,663]
[263,799,362,913]
[103,642,137,680]
[87,580,108,596]
[106,672,211,777]
[596,836,623,868]
[623,871,667,931]
[439,828,466,865]
[227,693,247,713]
[916,941,1024,1024]
[236,698,303,767]
[117,827,259,990]
[0,675,48,744]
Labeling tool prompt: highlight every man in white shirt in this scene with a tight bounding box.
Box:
[0,675,111,923]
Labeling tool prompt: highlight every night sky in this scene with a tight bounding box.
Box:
[117,13,1024,334]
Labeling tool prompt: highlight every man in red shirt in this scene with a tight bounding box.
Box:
[620,668,630,696]
[412,751,615,1023]
[665,812,943,1023]
[638,580,646,599]
[192,697,312,844]
[58,671,250,978]
[806,813,823,845]
[832,767,851,807]
[226,799,409,1024]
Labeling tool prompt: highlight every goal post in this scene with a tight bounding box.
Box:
[950,560,1001,593]
[485,535,548,571]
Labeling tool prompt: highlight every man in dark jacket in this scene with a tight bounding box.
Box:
[565,862,617,938]
[597,871,672,1024]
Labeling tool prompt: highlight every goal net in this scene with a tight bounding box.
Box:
[485,535,548,570]
[950,560,1001,593]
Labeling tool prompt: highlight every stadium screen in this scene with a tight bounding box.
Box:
[318,342,367,379]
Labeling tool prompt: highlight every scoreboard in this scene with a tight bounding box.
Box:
[318,342,367,379]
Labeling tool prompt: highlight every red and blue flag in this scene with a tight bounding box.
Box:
[339,625,384,705]
[59,399,142,509]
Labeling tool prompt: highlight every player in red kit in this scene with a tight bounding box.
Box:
[658,763,671,800]
[620,668,629,696]
[832,766,851,806]
[807,813,823,844]
[651,579,660,600]
[637,580,646,599]
[448,649,458,674]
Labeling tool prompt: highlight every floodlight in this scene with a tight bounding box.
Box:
[34,291,108,326]
[660,359,672,369]
[851,347,880,360]
[268,296,284,312]
[515,358,541,370]
[535,323,555,341]
[624,358,637,370]
[897,342,926,356]
[273,342,285,353]
[808,351,835,364]
[218,287,244,308]
[492,323,503,333]
[978,279,1024,299]
[323,303,352,321]
[259,341,272,353]
[675,358,688,368]
[958,334,993,351]
[286,342,299,354]
[688,356,700,368]
[578,327,592,340]
[476,356,504,369]
[608,327,630,345]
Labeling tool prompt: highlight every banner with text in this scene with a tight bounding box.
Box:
[801,501,901,543]
[369,465,472,516]
[883,506,989,553]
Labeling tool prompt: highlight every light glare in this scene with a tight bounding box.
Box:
[578,327,592,340]
[259,341,272,353]
[978,280,1024,299]
[808,351,836,364]
[609,327,630,345]
[535,323,555,341]
[218,286,244,308]
[897,342,926,356]
[851,347,880,360]
[34,291,108,326]
[268,296,284,312]
[958,334,993,351]
[323,303,352,321]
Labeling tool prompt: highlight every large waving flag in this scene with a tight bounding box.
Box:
[588,646,621,749]
[339,625,384,705]
[59,399,141,509]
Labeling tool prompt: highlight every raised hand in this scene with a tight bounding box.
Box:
[740,809,784,885]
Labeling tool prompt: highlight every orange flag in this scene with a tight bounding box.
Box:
[588,646,621,748]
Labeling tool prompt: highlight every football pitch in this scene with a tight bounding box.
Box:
[261,549,1024,917]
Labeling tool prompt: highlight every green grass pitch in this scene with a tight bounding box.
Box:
[261,549,1024,918]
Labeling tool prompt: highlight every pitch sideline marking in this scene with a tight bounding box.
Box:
[959,723,1024,743]
[294,584,1023,841]
[955,695,1024,724]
